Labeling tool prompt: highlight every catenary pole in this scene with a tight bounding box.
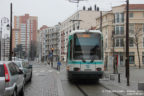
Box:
[9,3,12,61]
[126,0,130,86]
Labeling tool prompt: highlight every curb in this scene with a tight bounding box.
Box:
[100,81,124,96]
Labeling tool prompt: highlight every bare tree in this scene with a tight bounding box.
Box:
[29,41,37,60]
[132,24,143,69]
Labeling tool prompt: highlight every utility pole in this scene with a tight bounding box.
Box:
[112,30,116,73]
[70,19,82,30]
[0,23,2,60]
[9,3,12,61]
[100,11,102,32]
[51,48,54,67]
[4,38,5,61]
[126,0,130,86]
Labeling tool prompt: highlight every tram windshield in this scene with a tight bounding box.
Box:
[73,33,102,60]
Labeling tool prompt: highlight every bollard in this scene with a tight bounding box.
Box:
[118,73,120,83]
[110,74,115,80]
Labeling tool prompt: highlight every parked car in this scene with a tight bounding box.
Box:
[14,60,32,83]
[0,61,25,96]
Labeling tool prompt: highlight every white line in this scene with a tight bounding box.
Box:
[57,72,60,74]
[40,70,45,73]
[48,70,53,72]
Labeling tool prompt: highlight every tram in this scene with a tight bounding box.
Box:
[66,30,104,81]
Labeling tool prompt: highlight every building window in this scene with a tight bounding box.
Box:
[129,52,135,64]
[115,38,124,47]
[115,26,119,34]
[129,38,134,47]
[121,13,124,22]
[115,13,119,23]
[120,26,124,34]
[115,13,124,23]
[142,52,144,64]
[129,24,134,34]
[120,38,124,47]
[143,38,144,47]
[115,26,124,35]
[129,13,133,18]
[105,39,107,48]
[143,24,144,33]
[115,39,119,47]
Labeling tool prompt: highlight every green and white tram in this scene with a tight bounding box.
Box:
[67,30,104,81]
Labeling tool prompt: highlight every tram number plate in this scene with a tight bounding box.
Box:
[84,69,92,71]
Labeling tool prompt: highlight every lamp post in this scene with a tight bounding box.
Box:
[9,3,13,61]
[0,17,9,61]
[51,48,54,67]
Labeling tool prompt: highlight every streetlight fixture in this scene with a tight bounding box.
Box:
[68,0,87,10]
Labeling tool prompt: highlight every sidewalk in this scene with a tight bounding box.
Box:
[100,66,144,96]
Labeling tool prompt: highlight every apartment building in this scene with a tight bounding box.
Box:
[39,25,48,61]
[12,14,38,56]
[46,25,60,61]
[60,10,100,61]
[96,4,144,67]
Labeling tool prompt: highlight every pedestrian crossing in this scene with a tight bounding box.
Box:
[33,64,66,76]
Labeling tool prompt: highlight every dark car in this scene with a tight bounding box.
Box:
[14,60,32,83]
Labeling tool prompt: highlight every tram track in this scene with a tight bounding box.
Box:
[73,80,121,96]
[60,71,120,96]
[75,82,89,96]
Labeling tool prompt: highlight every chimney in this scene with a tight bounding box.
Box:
[90,6,92,11]
[97,7,99,11]
[83,6,86,10]
[88,8,90,11]
[94,4,97,11]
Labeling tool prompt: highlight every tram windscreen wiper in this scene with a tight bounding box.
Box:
[90,56,96,63]
[81,58,86,63]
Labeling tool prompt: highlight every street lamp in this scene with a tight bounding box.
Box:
[51,48,54,67]
[68,0,87,10]
[0,17,9,61]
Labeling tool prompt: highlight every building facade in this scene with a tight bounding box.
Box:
[12,14,38,56]
[60,10,100,61]
[1,36,10,60]
[46,25,60,61]
[96,4,144,67]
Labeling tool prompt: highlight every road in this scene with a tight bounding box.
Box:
[24,62,118,96]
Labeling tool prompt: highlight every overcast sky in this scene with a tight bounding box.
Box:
[0,0,144,30]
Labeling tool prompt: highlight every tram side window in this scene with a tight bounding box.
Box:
[70,40,72,60]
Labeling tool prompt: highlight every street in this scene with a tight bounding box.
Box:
[24,62,118,96]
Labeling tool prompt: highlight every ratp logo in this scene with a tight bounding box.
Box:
[86,65,90,68]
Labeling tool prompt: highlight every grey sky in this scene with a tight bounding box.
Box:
[0,0,144,30]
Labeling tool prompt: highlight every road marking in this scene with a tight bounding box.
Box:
[41,88,44,96]
[48,70,53,72]
[40,70,45,73]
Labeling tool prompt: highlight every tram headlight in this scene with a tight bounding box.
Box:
[96,67,102,71]
[67,66,70,71]
[73,68,80,71]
